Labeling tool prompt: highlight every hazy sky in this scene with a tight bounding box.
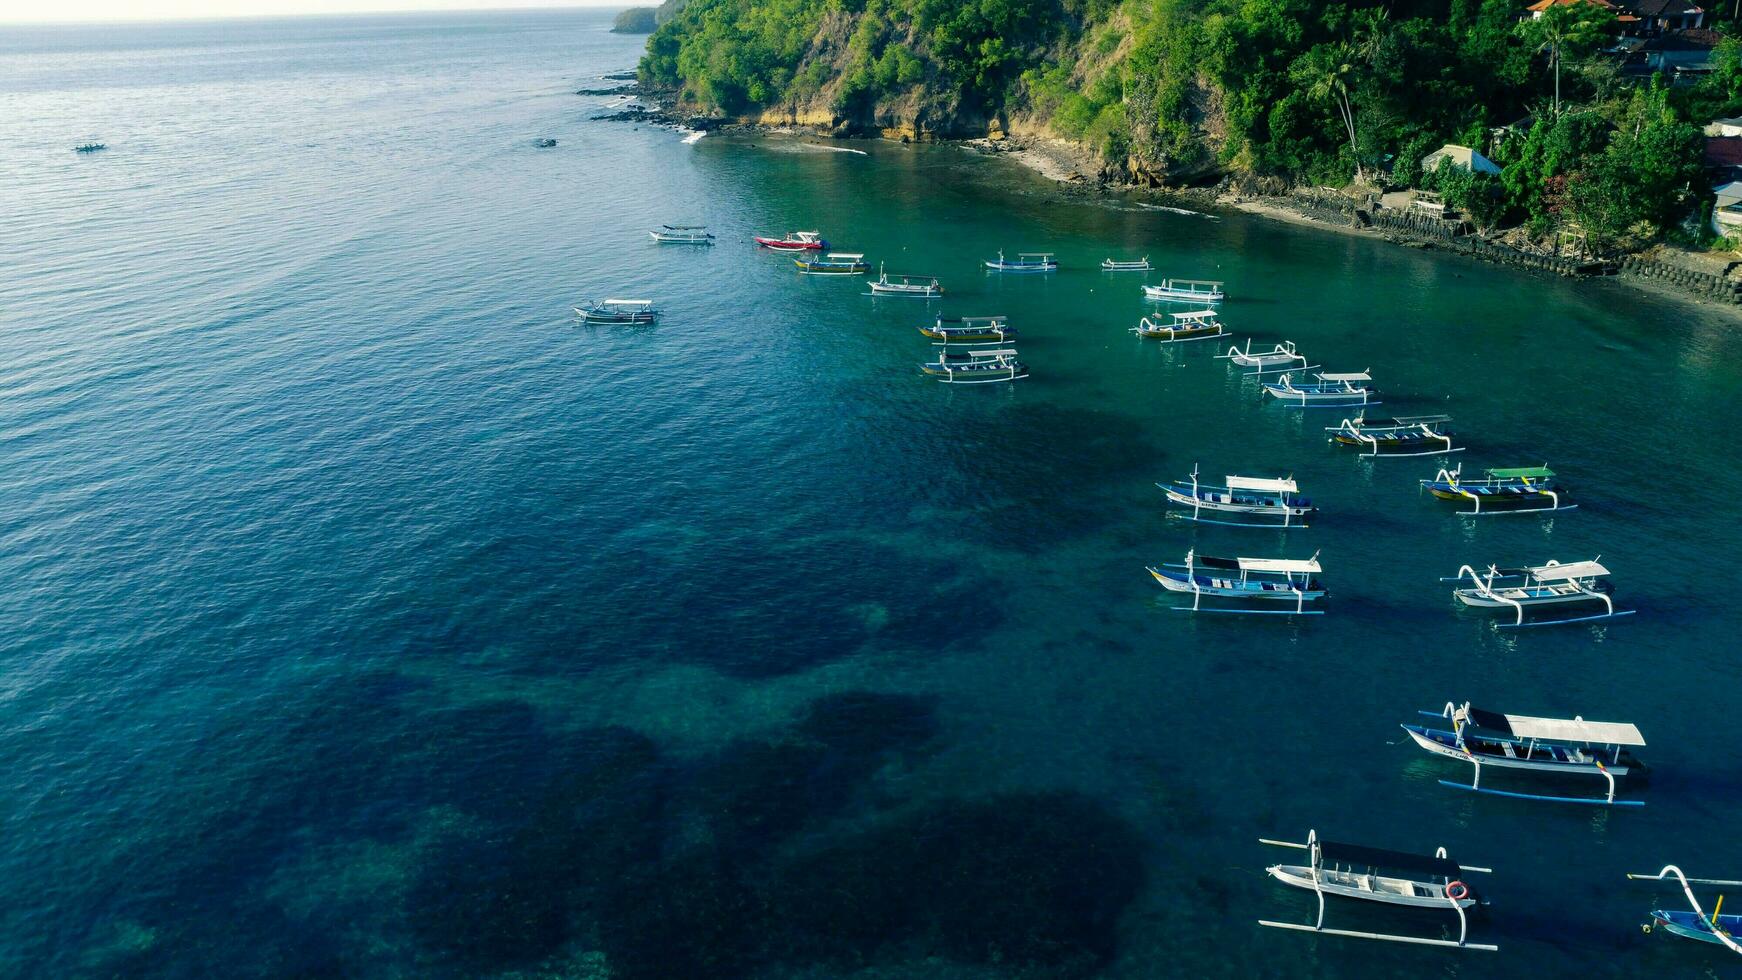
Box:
[1,0,624,24]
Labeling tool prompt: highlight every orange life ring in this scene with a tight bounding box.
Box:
[1446,880,1470,902]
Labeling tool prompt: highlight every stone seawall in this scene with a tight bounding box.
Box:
[1278,190,1742,304]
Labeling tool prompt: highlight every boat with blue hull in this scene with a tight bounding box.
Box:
[985,251,1057,272]
[1630,867,1742,957]
[1146,549,1324,615]
[1263,371,1378,408]
[1158,466,1313,528]
[1402,701,1647,806]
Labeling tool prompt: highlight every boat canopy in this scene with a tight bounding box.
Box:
[1488,466,1554,479]
[1172,309,1219,322]
[1236,556,1321,574]
[1317,840,1462,879]
[1019,252,1054,258]
[1225,476,1298,493]
[602,299,653,307]
[940,315,1005,325]
[825,252,864,260]
[1466,707,1645,746]
[1318,371,1371,382]
[1167,278,1223,287]
[968,349,1018,358]
[663,224,707,230]
[1391,414,1452,425]
[1528,560,1609,581]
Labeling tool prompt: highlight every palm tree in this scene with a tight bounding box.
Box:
[1304,42,1364,181]
[1353,7,1392,65]
[1520,3,1616,115]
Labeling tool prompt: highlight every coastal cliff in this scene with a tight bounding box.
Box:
[638,0,1226,185]
[637,0,1740,267]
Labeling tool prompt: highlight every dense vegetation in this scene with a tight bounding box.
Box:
[639,0,1742,248]
[612,8,659,34]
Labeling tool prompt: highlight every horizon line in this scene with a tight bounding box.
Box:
[0,2,630,27]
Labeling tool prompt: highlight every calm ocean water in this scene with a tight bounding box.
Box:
[4,9,1742,978]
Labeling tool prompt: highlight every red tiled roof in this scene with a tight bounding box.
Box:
[1705,136,1742,168]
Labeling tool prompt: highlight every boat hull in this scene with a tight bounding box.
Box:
[1144,288,1223,302]
[1147,567,1324,601]
[1160,485,1311,519]
[872,286,942,297]
[1453,585,1606,608]
[1268,866,1477,909]
[757,237,826,250]
[795,262,868,275]
[1402,726,1640,778]
[919,327,1016,342]
[1135,325,1223,342]
[1652,910,1742,945]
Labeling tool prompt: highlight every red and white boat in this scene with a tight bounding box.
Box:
[755,231,827,250]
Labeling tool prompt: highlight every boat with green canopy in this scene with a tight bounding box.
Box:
[1421,464,1572,515]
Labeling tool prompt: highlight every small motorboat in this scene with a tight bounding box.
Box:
[533,138,558,148]
[74,143,107,153]
[754,231,826,251]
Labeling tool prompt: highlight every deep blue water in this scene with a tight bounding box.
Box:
[5,8,1742,978]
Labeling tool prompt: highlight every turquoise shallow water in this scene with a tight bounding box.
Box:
[5,9,1742,978]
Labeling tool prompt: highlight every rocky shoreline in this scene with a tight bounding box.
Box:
[591,84,1742,314]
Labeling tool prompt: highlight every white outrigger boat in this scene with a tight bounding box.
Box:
[1101,256,1150,271]
[918,347,1026,384]
[1263,371,1377,408]
[574,298,659,324]
[1327,414,1461,458]
[1402,701,1647,806]
[868,262,943,298]
[1131,309,1225,343]
[649,224,714,244]
[985,251,1057,272]
[1258,830,1497,951]
[1146,549,1324,615]
[1629,867,1742,956]
[1216,339,1315,376]
[1448,558,1634,628]
[1157,465,1313,528]
[1142,278,1224,302]
[1421,464,1573,515]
